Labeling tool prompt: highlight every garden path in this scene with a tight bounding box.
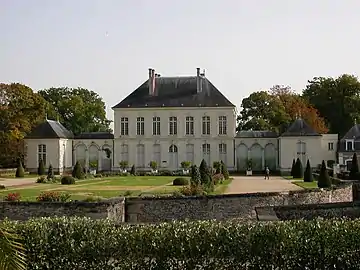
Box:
[0,178,36,187]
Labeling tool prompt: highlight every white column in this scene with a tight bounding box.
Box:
[85,149,89,172]
[261,148,265,169]
[98,149,102,171]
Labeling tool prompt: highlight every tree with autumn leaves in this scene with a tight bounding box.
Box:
[237,85,328,133]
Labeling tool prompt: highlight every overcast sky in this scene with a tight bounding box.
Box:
[2,0,360,121]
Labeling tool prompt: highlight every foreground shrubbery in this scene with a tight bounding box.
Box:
[4,217,360,269]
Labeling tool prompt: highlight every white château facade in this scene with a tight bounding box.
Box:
[24,68,339,174]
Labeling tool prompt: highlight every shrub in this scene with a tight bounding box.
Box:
[199,159,211,186]
[318,160,332,188]
[303,159,313,182]
[149,161,158,170]
[0,184,5,190]
[327,160,335,168]
[130,165,136,176]
[293,158,303,178]
[180,161,191,170]
[190,165,201,186]
[61,176,75,185]
[36,176,47,183]
[36,191,60,202]
[47,164,54,180]
[212,173,224,185]
[119,160,129,171]
[180,185,204,196]
[221,160,229,180]
[4,192,21,201]
[290,158,296,177]
[159,170,172,176]
[38,159,45,175]
[72,161,84,179]
[349,153,360,180]
[15,160,25,178]
[213,161,222,174]
[94,174,102,178]
[173,177,189,186]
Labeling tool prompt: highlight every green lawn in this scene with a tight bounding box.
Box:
[292,180,318,189]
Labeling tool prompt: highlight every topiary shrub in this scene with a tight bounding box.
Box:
[349,153,360,180]
[173,177,189,186]
[293,158,303,179]
[213,161,222,174]
[303,160,313,182]
[36,176,47,183]
[15,160,25,178]
[221,160,229,180]
[199,159,211,186]
[318,160,332,188]
[130,165,136,176]
[61,176,75,185]
[38,159,45,176]
[180,185,204,196]
[290,159,296,177]
[212,173,224,185]
[190,165,201,187]
[47,164,54,180]
[72,161,84,179]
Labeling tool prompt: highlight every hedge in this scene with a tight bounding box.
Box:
[4,217,360,269]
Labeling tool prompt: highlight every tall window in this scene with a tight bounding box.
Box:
[136,117,144,135]
[218,116,227,135]
[169,116,177,135]
[346,140,354,151]
[38,144,46,165]
[121,144,129,163]
[202,143,211,164]
[120,117,128,136]
[219,143,227,163]
[152,117,161,135]
[185,116,194,135]
[202,116,210,135]
[328,142,334,151]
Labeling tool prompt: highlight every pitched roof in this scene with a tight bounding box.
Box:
[340,124,360,140]
[281,118,320,137]
[112,76,235,108]
[75,132,114,139]
[25,120,73,139]
[236,130,278,138]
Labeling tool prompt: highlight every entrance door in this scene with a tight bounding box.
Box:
[169,145,178,170]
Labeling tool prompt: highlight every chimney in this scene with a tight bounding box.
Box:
[148,68,156,95]
[196,67,201,93]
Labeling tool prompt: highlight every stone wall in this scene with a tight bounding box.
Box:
[126,185,353,223]
[0,198,125,224]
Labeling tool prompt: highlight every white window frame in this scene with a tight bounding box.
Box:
[202,143,210,154]
[202,116,210,135]
[219,143,227,154]
[345,139,354,151]
[120,117,129,136]
[38,144,46,165]
[185,116,194,135]
[120,144,129,163]
[218,116,227,135]
[169,116,177,135]
[328,142,334,151]
[152,116,161,135]
[136,117,145,135]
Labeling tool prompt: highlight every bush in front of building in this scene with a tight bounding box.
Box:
[72,161,84,179]
[15,160,25,178]
[290,158,296,177]
[318,160,331,188]
[37,159,45,176]
[293,158,303,179]
[173,177,189,186]
[221,160,230,180]
[349,153,360,180]
[61,176,75,185]
[303,160,313,182]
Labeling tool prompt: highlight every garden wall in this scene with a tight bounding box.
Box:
[125,184,353,223]
[0,197,125,223]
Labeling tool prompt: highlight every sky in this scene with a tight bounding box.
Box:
[2,0,360,122]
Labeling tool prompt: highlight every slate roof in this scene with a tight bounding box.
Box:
[340,124,360,140]
[75,132,114,139]
[236,130,278,138]
[281,118,321,137]
[112,76,235,108]
[25,120,73,139]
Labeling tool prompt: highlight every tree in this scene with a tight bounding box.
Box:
[130,165,136,176]
[293,158,303,179]
[15,160,24,178]
[290,159,296,177]
[349,153,360,180]
[318,160,332,188]
[303,74,360,136]
[38,87,112,135]
[0,225,26,269]
[221,160,230,180]
[47,164,54,180]
[149,161,157,171]
[180,161,191,170]
[0,83,47,168]
[72,161,84,179]
[37,159,45,176]
[303,160,313,182]
[190,165,201,186]
[119,160,129,171]
[199,159,211,186]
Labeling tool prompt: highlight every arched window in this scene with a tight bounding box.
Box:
[169,145,178,153]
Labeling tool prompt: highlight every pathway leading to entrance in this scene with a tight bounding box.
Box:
[225,176,302,194]
[0,178,36,188]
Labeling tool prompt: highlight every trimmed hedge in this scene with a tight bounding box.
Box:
[5,217,360,269]
[172,177,189,186]
[61,176,75,185]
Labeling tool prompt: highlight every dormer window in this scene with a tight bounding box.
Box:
[346,139,354,151]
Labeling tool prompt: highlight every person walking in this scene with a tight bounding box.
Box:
[265,167,270,180]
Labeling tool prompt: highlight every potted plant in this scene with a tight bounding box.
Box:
[181,161,191,175]
[89,161,98,175]
[119,160,129,172]
[246,159,252,176]
[149,161,158,174]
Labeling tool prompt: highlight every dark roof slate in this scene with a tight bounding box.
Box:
[340,124,360,141]
[25,120,73,139]
[236,130,278,138]
[281,118,320,137]
[75,132,114,139]
[112,76,235,108]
